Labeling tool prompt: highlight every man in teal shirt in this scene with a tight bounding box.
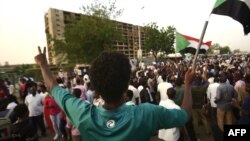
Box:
[34,47,195,141]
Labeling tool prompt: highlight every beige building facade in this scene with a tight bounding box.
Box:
[45,8,146,65]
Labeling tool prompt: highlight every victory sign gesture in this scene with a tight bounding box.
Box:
[35,46,48,66]
[34,46,57,91]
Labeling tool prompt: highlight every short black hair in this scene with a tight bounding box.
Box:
[56,77,64,84]
[72,88,81,98]
[214,76,220,83]
[162,73,167,81]
[175,76,184,86]
[27,81,37,89]
[167,88,176,100]
[40,84,47,90]
[126,90,133,101]
[220,73,227,83]
[89,52,131,104]
[13,104,29,119]
[76,78,81,85]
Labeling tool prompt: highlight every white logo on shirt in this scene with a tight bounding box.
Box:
[106,120,115,128]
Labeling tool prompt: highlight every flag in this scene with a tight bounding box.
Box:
[212,0,250,35]
[176,32,212,54]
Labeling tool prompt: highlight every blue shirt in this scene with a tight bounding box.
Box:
[86,90,93,104]
[216,83,237,111]
[52,86,188,141]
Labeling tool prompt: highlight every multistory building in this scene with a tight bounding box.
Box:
[45,8,146,65]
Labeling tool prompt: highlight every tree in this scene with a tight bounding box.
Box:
[207,43,232,55]
[53,0,123,64]
[207,43,220,54]
[144,23,176,61]
[13,64,34,75]
[220,46,232,54]
[144,23,160,61]
[233,49,240,54]
[161,26,175,55]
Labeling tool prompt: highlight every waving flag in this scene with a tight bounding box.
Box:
[212,0,250,35]
[176,32,212,54]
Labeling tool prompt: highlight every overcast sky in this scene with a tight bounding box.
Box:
[0,0,249,65]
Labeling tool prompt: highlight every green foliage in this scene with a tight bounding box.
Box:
[220,46,232,54]
[207,43,232,55]
[144,23,176,61]
[161,26,176,55]
[13,64,35,75]
[53,0,123,64]
[144,23,160,60]
[233,49,240,54]
[207,43,220,54]
[81,0,123,19]
[24,68,43,81]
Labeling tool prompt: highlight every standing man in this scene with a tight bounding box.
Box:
[157,73,173,102]
[25,82,47,136]
[11,104,39,141]
[215,73,238,132]
[34,47,195,141]
[206,76,220,125]
[158,88,181,141]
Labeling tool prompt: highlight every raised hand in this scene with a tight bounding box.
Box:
[184,66,195,85]
[34,46,48,66]
[34,46,57,92]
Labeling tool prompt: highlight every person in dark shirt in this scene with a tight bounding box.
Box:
[11,104,39,141]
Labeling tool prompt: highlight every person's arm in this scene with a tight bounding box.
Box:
[215,86,221,103]
[231,98,241,110]
[181,67,195,118]
[34,47,57,92]
[202,64,209,86]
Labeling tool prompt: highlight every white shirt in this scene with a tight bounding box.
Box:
[158,99,180,141]
[137,85,143,94]
[6,102,17,110]
[125,101,135,106]
[206,82,220,107]
[208,77,214,84]
[137,85,143,104]
[128,85,139,104]
[40,91,49,101]
[8,84,15,95]
[83,74,90,90]
[157,82,173,101]
[157,75,163,84]
[25,93,44,117]
[93,98,104,106]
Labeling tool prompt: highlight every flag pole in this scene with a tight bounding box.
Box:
[192,20,209,68]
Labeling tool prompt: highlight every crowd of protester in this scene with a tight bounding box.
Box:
[0,53,250,141]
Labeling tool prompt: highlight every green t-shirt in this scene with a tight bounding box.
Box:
[52,86,188,141]
[174,86,184,106]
